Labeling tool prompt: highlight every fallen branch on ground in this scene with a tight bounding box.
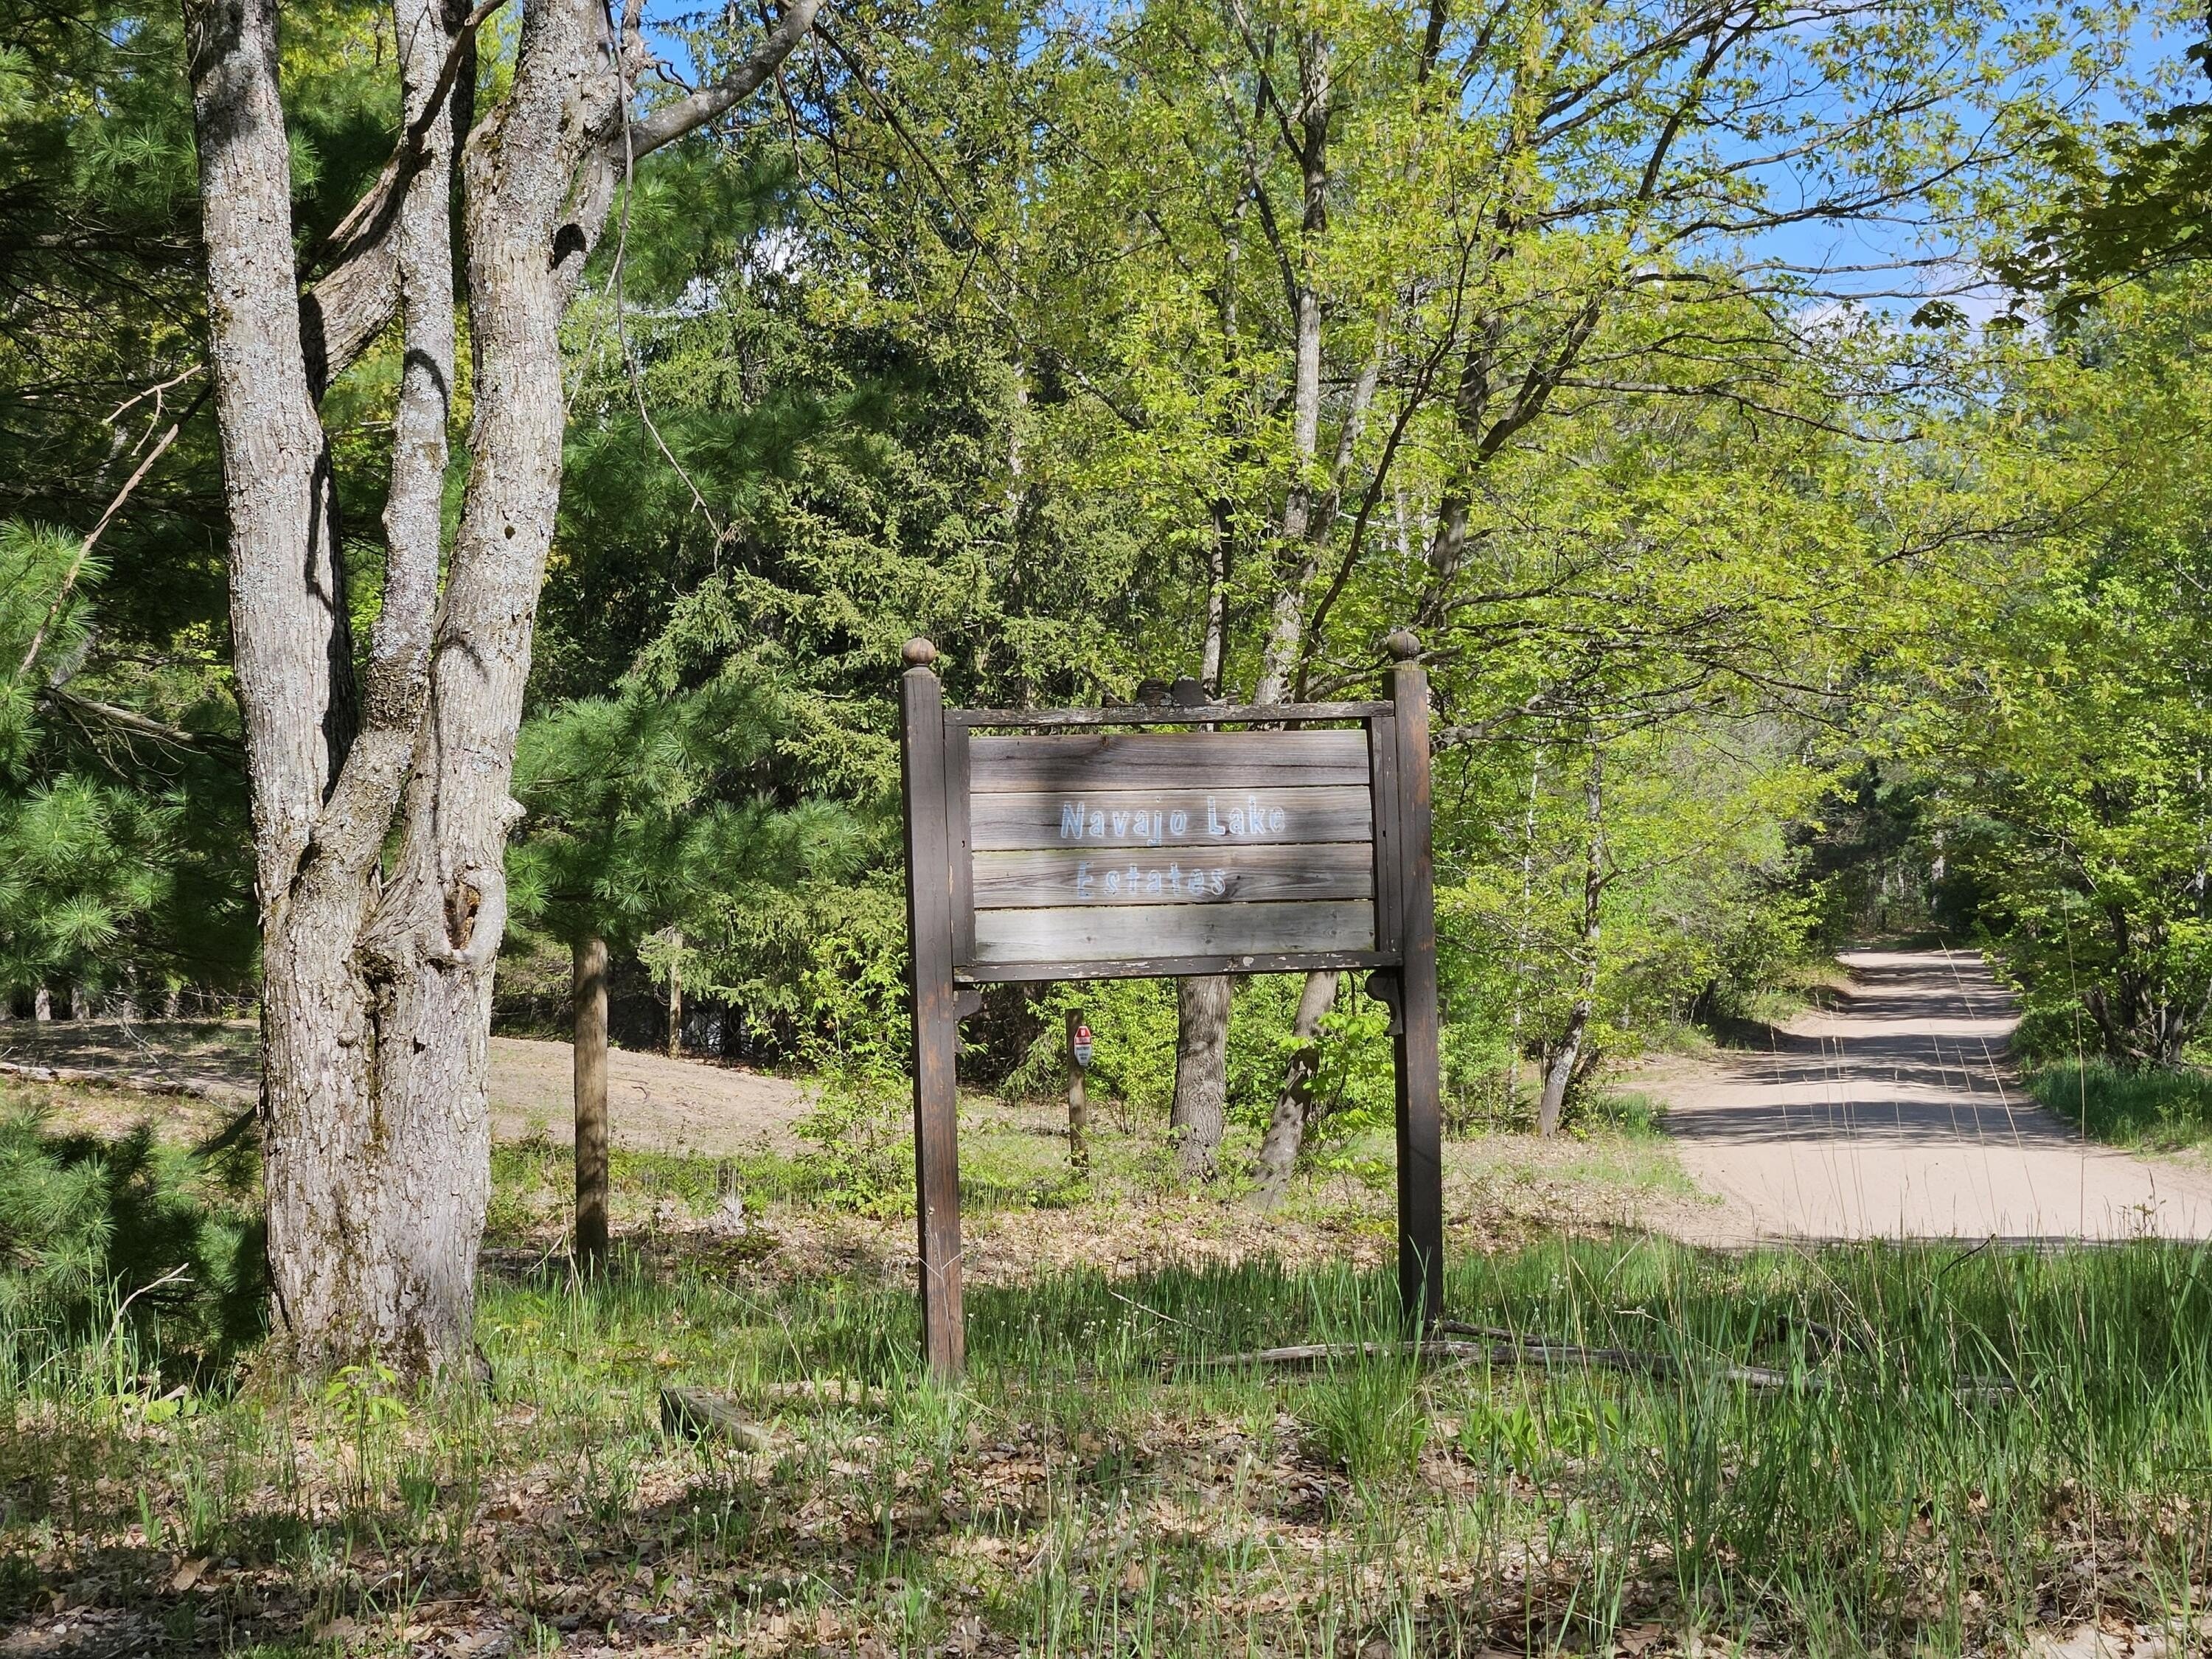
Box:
[1172,1337,1809,1391]
[0,1057,242,1106]
[1177,1326,2020,1398]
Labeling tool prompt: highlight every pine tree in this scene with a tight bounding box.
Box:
[508,672,858,1269]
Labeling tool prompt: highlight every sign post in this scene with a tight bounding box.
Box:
[898,631,1443,1377]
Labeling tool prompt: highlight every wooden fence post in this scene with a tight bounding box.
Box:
[900,639,966,1377]
[1387,630,1444,1329]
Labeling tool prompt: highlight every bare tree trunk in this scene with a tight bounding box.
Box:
[1506,750,1542,1117]
[189,0,479,1377]
[33,987,49,1021]
[185,0,818,1379]
[1538,748,1604,1137]
[665,929,684,1057]
[574,935,609,1272]
[1170,973,1231,1180]
[1174,499,1234,1170]
[1211,35,1364,1189]
[1251,970,1339,1206]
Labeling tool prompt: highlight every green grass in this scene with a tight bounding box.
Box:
[2030,1059,2212,1155]
[9,1208,2212,1654]
[4,1095,2208,1655]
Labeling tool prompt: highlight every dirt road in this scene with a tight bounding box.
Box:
[0,1020,810,1156]
[1641,949,2212,1245]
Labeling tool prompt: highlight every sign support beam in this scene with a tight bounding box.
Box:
[1386,630,1444,1331]
[899,639,965,1378]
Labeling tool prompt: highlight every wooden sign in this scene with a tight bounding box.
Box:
[967,729,1377,970]
[900,635,1442,1377]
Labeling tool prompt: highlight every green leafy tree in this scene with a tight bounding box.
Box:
[508,672,859,1265]
[1887,274,2212,1065]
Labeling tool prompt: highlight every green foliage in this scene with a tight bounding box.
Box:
[509,671,860,948]
[1004,978,1180,1119]
[508,670,866,1062]
[2006,33,2212,314]
[1888,275,2212,1065]
[791,1067,917,1217]
[0,519,249,1004]
[1000,974,1397,1164]
[1565,1090,1668,1139]
[0,1107,265,1394]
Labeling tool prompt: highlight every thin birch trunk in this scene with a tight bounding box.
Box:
[1538,747,1604,1138]
[1251,970,1340,1206]
[1506,750,1541,1117]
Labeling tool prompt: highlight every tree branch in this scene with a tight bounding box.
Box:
[624,0,825,159]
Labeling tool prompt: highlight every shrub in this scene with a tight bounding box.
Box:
[0,1106,265,1394]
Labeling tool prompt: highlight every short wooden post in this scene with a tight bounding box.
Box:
[1064,1009,1090,1175]
[899,639,966,1377]
[1386,630,1444,1329]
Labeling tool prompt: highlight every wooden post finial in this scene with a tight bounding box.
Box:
[903,637,939,669]
[1385,629,1421,662]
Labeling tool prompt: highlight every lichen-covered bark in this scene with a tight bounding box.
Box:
[188,0,820,1379]
[1170,974,1231,1180]
[1251,969,1340,1206]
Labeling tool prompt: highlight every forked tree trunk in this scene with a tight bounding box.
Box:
[1169,973,1231,1180]
[186,0,819,1377]
[1251,969,1340,1206]
[574,935,610,1271]
[190,0,485,1378]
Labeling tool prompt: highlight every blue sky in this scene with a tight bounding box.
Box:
[636,0,2202,319]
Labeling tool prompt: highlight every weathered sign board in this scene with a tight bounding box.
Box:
[899,634,1441,1376]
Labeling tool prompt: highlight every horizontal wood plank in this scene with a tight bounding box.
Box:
[970,900,1375,964]
[973,843,1372,909]
[971,784,1374,852]
[970,729,1370,793]
[950,703,1388,728]
[956,949,1399,984]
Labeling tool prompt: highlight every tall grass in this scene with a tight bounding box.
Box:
[469,1237,2212,1652]
[2030,1059,2212,1152]
[5,1112,2211,1653]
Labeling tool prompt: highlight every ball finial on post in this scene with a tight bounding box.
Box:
[1385,629,1421,662]
[902,637,938,669]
